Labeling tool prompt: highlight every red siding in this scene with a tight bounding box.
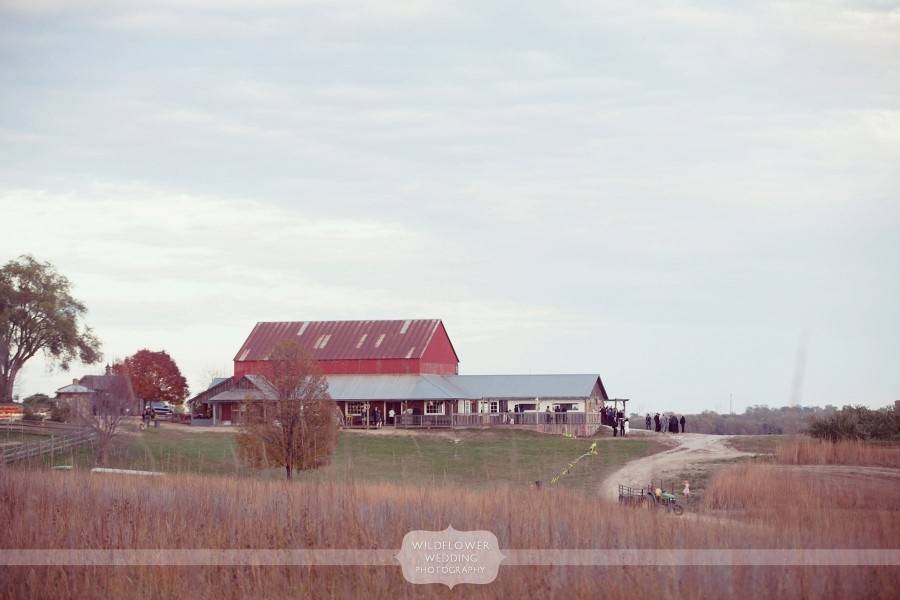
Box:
[419,321,459,374]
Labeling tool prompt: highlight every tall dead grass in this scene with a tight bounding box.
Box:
[1,470,898,599]
[775,437,900,467]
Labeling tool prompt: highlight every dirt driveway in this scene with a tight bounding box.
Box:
[600,433,755,501]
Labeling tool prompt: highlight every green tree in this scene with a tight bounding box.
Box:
[0,256,102,402]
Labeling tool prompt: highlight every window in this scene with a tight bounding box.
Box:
[375,334,386,348]
[489,401,499,414]
[356,334,368,348]
[346,402,365,416]
[425,401,444,415]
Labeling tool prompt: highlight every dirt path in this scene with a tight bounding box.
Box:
[600,433,755,501]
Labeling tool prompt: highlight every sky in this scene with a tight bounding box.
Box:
[1,0,898,415]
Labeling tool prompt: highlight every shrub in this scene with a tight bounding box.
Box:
[806,405,899,442]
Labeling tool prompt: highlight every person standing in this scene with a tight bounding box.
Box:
[654,413,661,432]
[680,415,686,433]
[623,418,629,437]
[388,408,395,426]
[670,414,679,434]
[645,413,651,430]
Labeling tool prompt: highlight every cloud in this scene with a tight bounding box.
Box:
[1,1,899,410]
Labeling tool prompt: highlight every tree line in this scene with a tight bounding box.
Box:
[632,403,899,440]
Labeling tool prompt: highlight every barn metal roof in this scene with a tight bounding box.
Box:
[233,319,452,362]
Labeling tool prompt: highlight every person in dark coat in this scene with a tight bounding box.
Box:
[654,413,661,432]
[680,415,686,433]
[669,414,679,433]
[645,414,651,430]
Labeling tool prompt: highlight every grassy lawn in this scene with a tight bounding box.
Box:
[0,430,50,445]
[32,425,665,495]
[307,429,664,493]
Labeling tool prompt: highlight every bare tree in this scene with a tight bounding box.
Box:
[236,340,338,479]
[73,362,135,466]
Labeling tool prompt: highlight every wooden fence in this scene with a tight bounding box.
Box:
[0,421,96,465]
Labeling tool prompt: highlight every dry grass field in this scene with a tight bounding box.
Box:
[774,437,900,467]
[2,459,898,599]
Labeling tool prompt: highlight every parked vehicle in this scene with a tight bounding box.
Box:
[149,402,174,418]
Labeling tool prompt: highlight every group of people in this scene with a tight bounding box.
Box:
[604,407,630,437]
[140,406,157,430]
[604,407,687,437]
[645,413,686,433]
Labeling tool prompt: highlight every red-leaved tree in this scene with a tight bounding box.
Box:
[116,349,189,406]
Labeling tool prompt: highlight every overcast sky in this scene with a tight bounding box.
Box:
[2,0,898,414]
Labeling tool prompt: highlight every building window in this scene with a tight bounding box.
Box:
[346,402,365,416]
[489,401,499,414]
[425,401,444,415]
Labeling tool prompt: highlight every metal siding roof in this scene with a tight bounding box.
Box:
[203,373,604,403]
[447,374,603,399]
[324,374,602,401]
[233,319,443,362]
[325,374,470,401]
[55,383,94,394]
[207,377,229,390]
[79,374,120,391]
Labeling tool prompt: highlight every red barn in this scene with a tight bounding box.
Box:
[187,317,619,429]
[233,319,459,379]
